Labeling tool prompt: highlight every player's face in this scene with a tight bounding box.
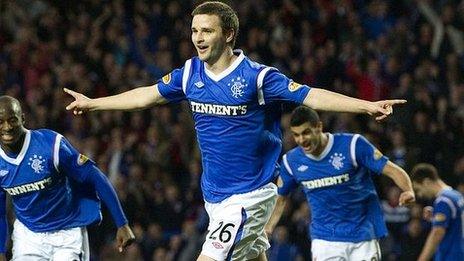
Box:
[291,122,323,155]
[191,14,228,63]
[0,102,25,147]
[413,180,434,199]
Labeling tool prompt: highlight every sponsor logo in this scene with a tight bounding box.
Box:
[190,101,247,116]
[162,73,171,84]
[288,81,303,92]
[28,155,45,174]
[301,174,350,190]
[329,153,345,170]
[4,177,53,196]
[228,77,248,98]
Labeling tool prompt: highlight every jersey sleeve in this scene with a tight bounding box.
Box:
[277,154,298,196]
[259,68,311,104]
[157,64,187,103]
[354,135,388,175]
[57,136,128,227]
[0,190,7,253]
[432,198,453,228]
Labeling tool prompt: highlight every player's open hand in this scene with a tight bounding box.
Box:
[398,191,415,206]
[116,224,136,253]
[63,88,93,115]
[423,206,434,222]
[366,99,407,121]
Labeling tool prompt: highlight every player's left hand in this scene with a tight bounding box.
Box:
[116,224,136,253]
[399,191,415,206]
[366,99,407,121]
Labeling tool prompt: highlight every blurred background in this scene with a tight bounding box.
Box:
[1,0,464,260]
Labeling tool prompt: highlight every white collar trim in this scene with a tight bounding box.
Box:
[204,49,245,81]
[0,129,31,165]
[305,133,334,161]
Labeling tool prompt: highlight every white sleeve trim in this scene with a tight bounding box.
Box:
[350,134,360,168]
[282,154,294,176]
[436,196,457,218]
[256,67,273,105]
[53,134,63,172]
[182,59,192,94]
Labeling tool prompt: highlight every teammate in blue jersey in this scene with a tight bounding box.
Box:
[411,163,464,261]
[265,106,415,260]
[64,2,407,260]
[0,96,135,261]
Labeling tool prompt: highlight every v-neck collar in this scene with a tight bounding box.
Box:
[204,49,245,82]
[0,129,31,165]
[304,133,334,161]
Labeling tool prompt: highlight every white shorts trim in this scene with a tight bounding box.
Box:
[12,220,89,261]
[201,183,277,261]
[311,239,381,261]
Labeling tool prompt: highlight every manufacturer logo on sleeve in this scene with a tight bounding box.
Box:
[0,170,8,177]
[297,165,308,172]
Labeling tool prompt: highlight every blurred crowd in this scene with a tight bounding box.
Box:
[1,0,464,260]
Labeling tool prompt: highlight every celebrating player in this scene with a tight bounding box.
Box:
[411,163,464,261]
[0,96,135,261]
[64,2,406,260]
[265,106,415,260]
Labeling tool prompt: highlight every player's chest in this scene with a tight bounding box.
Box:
[292,152,355,183]
[0,151,56,189]
[186,72,257,105]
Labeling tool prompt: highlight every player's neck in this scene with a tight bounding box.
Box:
[204,47,236,74]
[435,180,451,195]
[312,133,329,157]
[1,130,26,155]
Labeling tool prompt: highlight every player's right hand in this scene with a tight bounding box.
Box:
[116,224,136,253]
[63,88,92,115]
[423,206,434,222]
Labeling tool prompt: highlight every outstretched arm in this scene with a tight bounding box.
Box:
[303,88,406,121]
[58,136,135,252]
[64,84,166,115]
[382,161,415,205]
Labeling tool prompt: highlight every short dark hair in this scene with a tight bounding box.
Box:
[290,106,320,127]
[411,163,439,183]
[192,1,239,47]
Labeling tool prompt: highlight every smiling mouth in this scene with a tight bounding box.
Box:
[197,46,208,53]
[1,133,14,141]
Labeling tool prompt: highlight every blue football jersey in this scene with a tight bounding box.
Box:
[432,188,464,261]
[0,129,101,232]
[158,50,310,203]
[279,133,389,242]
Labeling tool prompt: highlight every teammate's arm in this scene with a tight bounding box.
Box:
[64,84,166,114]
[303,88,406,121]
[417,226,446,261]
[382,161,415,205]
[265,177,288,236]
[0,191,7,260]
[58,137,135,252]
